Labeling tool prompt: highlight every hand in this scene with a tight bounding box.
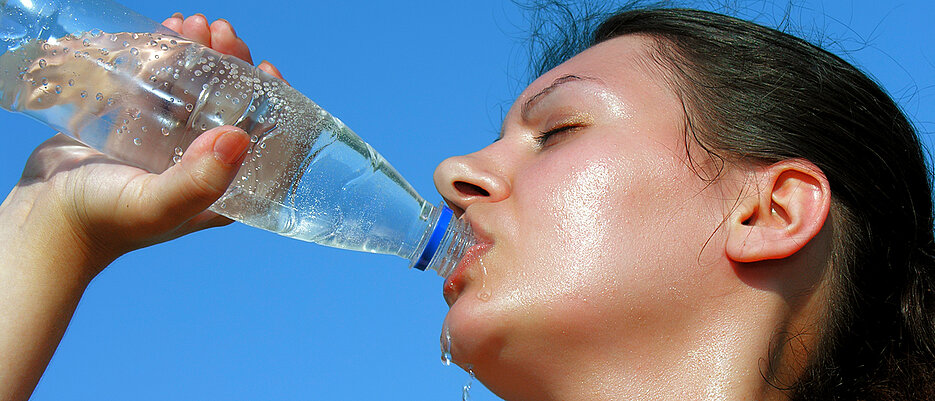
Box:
[0,16,276,401]
[162,13,287,82]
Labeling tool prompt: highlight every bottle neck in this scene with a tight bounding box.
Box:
[410,203,475,278]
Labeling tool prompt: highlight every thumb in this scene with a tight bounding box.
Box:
[139,126,250,231]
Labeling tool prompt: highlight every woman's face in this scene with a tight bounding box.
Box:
[434,35,738,398]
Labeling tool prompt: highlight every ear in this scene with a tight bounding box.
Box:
[726,159,831,263]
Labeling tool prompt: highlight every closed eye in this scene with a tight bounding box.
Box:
[534,124,584,148]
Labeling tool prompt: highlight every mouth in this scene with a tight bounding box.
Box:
[443,221,492,306]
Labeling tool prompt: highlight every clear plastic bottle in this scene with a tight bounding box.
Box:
[0,0,473,276]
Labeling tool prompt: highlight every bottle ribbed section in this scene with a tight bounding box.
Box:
[424,214,475,278]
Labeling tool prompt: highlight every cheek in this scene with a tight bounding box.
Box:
[510,145,723,323]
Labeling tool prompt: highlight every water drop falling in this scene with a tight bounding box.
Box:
[441,322,453,366]
[462,367,475,401]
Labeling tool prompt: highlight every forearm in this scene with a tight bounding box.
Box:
[0,185,105,401]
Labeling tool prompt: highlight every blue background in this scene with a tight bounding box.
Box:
[1,0,931,399]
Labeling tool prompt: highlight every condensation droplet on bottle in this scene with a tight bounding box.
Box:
[80,91,88,98]
[82,39,90,47]
[185,103,194,112]
[37,59,47,68]
[133,138,142,146]
[250,135,259,143]
[67,79,75,86]
[160,44,169,51]
[99,48,109,56]
[39,77,48,86]
[172,155,182,164]
[53,85,62,94]
[194,70,202,76]
[162,127,170,136]
[122,41,129,47]
[174,147,184,156]
[129,47,139,56]
[95,92,103,101]
[106,98,115,106]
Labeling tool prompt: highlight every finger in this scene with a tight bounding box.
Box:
[209,19,253,64]
[134,126,249,232]
[181,14,212,47]
[171,211,234,238]
[161,13,184,33]
[258,60,288,84]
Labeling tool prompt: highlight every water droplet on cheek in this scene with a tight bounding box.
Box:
[476,256,491,301]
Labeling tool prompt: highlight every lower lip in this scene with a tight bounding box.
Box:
[443,242,491,301]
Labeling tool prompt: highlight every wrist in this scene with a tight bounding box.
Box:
[0,184,114,285]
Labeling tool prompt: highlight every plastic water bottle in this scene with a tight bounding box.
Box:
[0,0,473,277]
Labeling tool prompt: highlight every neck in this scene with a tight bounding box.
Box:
[543,289,818,401]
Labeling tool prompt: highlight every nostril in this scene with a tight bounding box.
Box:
[454,181,490,197]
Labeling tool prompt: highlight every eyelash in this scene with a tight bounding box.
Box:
[534,124,583,147]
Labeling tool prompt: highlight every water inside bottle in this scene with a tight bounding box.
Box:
[0,31,431,257]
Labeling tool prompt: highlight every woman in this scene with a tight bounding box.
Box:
[1,7,932,401]
[433,8,935,400]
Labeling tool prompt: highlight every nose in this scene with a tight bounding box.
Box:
[433,152,510,217]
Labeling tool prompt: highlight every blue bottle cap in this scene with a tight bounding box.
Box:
[413,206,453,271]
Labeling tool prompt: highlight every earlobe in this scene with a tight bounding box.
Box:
[726,160,831,263]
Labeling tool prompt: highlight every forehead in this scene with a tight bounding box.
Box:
[509,35,677,120]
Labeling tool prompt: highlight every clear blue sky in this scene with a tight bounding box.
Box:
[2,0,932,400]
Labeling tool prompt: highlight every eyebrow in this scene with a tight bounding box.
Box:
[495,74,601,142]
[521,74,600,119]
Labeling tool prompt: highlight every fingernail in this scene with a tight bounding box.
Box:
[213,128,249,165]
[171,12,183,19]
[218,18,236,36]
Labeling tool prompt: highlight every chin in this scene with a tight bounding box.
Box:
[443,296,551,399]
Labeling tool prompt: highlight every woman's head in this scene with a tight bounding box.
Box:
[435,7,935,400]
